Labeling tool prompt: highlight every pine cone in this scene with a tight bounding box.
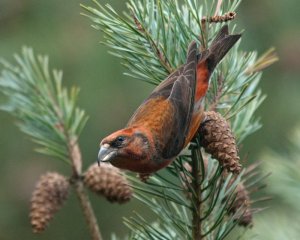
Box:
[30,172,69,233]
[199,111,242,174]
[229,182,253,227]
[83,163,133,203]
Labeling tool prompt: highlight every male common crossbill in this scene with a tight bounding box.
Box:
[98,25,241,174]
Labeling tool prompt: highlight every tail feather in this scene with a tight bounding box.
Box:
[207,33,241,72]
[198,25,241,73]
[211,25,229,46]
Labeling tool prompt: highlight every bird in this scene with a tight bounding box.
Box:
[98,25,241,174]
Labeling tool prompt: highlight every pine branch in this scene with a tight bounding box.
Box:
[0,48,102,240]
[0,48,88,165]
[81,0,276,144]
[191,146,202,239]
[73,179,103,240]
[126,152,264,239]
[81,0,241,85]
[81,0,276,239]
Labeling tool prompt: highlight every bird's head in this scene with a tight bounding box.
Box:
[98,127,151,172]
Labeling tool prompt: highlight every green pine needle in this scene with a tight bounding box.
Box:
[81,0,275,239]
[0,47,88,163]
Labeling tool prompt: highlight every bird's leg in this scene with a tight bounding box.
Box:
[138,173,152,182]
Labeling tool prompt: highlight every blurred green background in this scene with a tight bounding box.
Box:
[0,0,299,239]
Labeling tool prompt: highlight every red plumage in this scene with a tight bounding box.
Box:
[98,25,241,174]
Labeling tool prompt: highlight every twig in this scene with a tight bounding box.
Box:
[68,138,82,177]
[47,72,102,239]
[132,13,173,73]
[191,146,203,240]
[68,141,102,240]
[214,0,223,16]
[200,0,235,51]
[73,179,103,240]
[200,18,207,51]
[202,11,236,25]
[209,12,236,23]
[245,48,278,75]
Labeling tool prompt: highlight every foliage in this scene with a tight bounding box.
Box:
[244,124,300,240]
[81,0,277,239]
[126,153,245,239]
[81,0,277,144]
[0,0,278,239]
[0,48,101,239]
[262,125,300,209]
[0,48,88,163]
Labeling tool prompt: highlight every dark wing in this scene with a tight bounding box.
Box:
[161,41,198,158]
[147,25,240,99]
[146,42,198,100]
[128,41,197,127]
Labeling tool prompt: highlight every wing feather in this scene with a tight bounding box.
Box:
[128,41,198,159]
[162,41,198,158]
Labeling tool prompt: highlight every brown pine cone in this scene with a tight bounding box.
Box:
[30,172,69,233]
[229,182,253,227]
[199,111,242,174]
[83,163,133,204]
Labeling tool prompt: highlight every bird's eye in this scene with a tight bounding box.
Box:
[117,136,125,142]
[112,136,126,147]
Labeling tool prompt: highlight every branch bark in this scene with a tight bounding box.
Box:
[132,13,173,73]
[69,141,102,240]
[192,146,203,240]
[73,179,103,240]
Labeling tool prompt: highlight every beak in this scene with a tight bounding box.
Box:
[97,144,117,165]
